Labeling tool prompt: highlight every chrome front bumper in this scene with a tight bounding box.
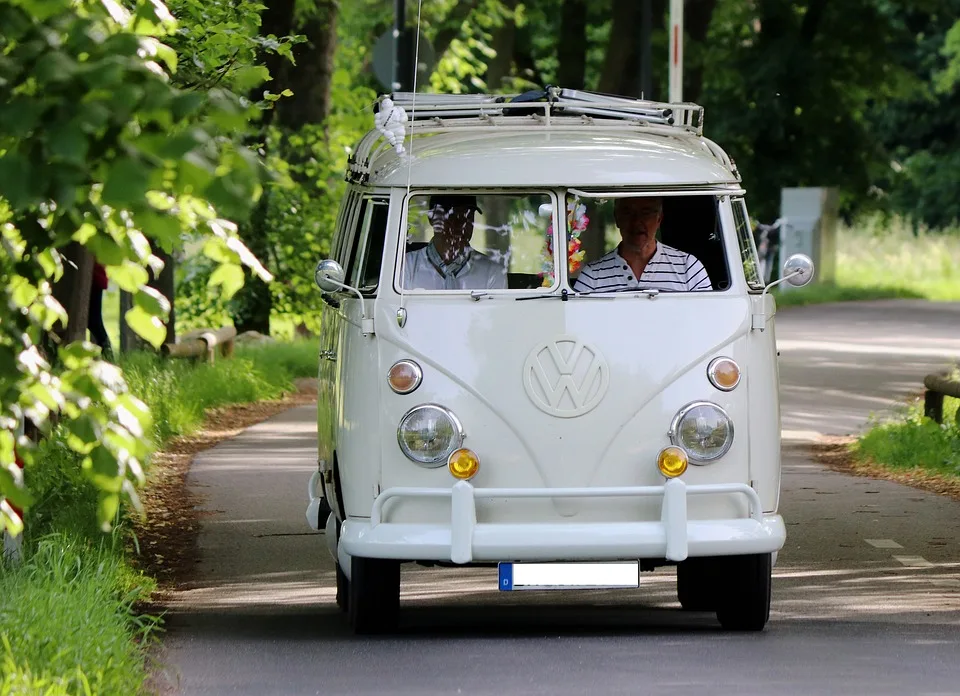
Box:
[335,479,785,567]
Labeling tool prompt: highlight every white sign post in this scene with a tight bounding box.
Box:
[669,0,684,102]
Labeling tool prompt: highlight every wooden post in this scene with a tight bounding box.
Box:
[923,372,960,424]
[924,389,944,424]
[162,326,237,363]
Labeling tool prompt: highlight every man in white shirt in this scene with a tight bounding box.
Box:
[403,195,507,290]
[573,196,712,293]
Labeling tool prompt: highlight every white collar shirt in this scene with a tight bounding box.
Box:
[403,242,507,290]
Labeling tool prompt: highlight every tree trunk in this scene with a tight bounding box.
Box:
[118,291,139,354]
[277,0,339,129]
[257,0,298,112]
[558,0,588,89]
[597,0,666,97]
[685,0,718,105]
[51,242,93,346]
[485,0,518,92]
[232,194,274,336]
[150,248,176,346]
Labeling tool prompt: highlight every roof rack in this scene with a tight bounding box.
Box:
[387,87,704,134]
[348,87,712,184]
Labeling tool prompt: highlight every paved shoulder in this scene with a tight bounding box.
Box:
[776,300,960,436]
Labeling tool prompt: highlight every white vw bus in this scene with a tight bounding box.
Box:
[305,88,814,634]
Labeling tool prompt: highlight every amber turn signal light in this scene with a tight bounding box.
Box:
[707,357,741,391]
[448,448,480,480]
[657,446,689,478]
[387,360,422,394]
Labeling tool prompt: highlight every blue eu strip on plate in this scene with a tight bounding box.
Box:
[498,562,640,591]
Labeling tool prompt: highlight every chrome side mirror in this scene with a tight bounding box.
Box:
[782,254,815,287]
[314,259,346,294]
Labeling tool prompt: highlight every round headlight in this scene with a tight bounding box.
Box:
[669,401,734,463]
[397,404,464,466]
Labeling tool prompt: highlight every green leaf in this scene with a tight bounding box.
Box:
[137,209,182,247]
[170,92,205,121]
[72,222,97,244]
[59,341,100,367]
[34,51,77,85]
[133,286,171,317]
[201,237,238,264]
[36,248,62,277]
[106,261,149,292]
[97,493,120,530]
[125,305,166,348]
[13,0,70,22]
[231,65,271,91]
[64,414,100,453]
[0,99,46,138]
[102,157,152,208]
[208,262,245,299]
[0,430,14,467]
[0,464,34,512]
[87,234,127,266]
[47,121,89,164]
[28,381,64,412]
[116,393,152,434]
[0,153,32,210]
[9,276,38,309]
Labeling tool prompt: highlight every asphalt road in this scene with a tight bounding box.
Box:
[158,300,960,696]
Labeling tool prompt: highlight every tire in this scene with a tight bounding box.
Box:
[715,553,772,631]
[676,557,719,611]
[348,556,401,635]
[317,496,332,521]
[332,516,347,612]
[335,562,349,612]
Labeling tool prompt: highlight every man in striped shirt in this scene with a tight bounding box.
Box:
[572,197,712,293]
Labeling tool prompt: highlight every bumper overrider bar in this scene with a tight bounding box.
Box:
[335,479,785,564]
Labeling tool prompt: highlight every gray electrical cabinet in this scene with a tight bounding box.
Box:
[778,187,838,290]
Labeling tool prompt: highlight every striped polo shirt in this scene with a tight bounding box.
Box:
[572,243,712,293]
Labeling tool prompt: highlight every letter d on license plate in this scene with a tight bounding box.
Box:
[498,562,640,591]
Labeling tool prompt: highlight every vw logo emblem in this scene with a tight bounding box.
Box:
[523,336,610,418]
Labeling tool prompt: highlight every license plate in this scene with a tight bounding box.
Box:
[498,562,640,591]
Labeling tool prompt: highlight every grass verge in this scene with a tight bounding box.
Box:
[774,214,960,307]
[3,339,318,693]
[814,391,960,502]
[0,536,157,695]
[853,393,960,487]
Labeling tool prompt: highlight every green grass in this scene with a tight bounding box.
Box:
[3,339,318,693]
[854,394,960,479]
[775,214,960,307]
[0,536,157,695]
[118,340,317,444]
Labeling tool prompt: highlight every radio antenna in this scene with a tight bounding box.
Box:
[397,0,424,320]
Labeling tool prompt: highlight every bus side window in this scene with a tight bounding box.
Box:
[349,199,389,293]
[341,197,369,277]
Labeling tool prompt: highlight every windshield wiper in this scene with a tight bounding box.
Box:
[516,288,572,301]
[619,286,681,297]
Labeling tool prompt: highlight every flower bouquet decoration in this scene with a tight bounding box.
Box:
[541,197,589,287]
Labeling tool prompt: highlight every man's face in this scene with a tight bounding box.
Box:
[428,204,476,245]
[615,197,662,245]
